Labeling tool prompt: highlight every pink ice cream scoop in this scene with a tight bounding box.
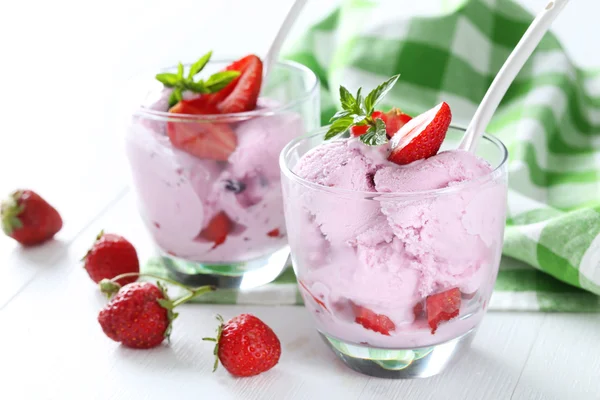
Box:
[283,136,507,349]
[126,94,305,263]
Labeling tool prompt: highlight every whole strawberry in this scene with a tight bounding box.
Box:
[83,232,139,286]
[98,278,214,349]
[1,189,63,246]
[204,314,281,377]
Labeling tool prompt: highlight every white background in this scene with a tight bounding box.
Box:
[1,0,599,399]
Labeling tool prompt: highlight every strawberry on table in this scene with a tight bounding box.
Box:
[388,102,452,165]
[82,231,140,286]
[1,190,62,246]
[204,314,281,377]
[352,304,396,336]
[98,279,214,349]
[426,287,461,334]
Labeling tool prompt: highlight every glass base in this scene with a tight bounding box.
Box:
[158,246,291,289]
[320,328,476,379]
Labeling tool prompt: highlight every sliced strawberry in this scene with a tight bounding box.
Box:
[350,111,383,137]
[167,99,237,161]
[352,304,395,336]
[388,102,451,165]
[197,212,233,248]
[267,228,280,237]
[382,108,412,138]
[201,55,263,114]
[426,287,461,334]
[298,280,329,312]
[413,301,424,320]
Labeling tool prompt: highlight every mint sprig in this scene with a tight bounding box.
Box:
[325,74,400,145]
[155,51,241,107]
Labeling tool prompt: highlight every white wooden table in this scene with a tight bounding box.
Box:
[1,1,599,399]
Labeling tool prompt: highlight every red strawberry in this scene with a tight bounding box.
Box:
[388,102,451,165]
[204,314,281,377]
[267,228,280,238]
[350,111,383,137]
[98,282,171,349]
[382,108,412,138]
[167,99,237,161]
[426,287,461,334]
[1,190,62,246]
[83,232,139,286]
[207,55,263,114]
[298,280,329,312]
[352,304,396,336]
[197,212,232,248]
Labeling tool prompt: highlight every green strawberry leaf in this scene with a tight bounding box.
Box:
[364,74,400,114]
[188,51,212,79]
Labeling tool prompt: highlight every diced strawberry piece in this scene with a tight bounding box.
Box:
[350,111,383,137]
[167,99,237,161]
[413,301,424,320]
[352,304,395,336]
[267,228,280,237]
[298,280,329,312]
[202,55,263,114]
[426,287,461,334]
[198,212,233,248]
[381,108,412,138]
[388,102,452,165]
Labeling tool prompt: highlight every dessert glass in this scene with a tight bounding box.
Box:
[124,60,319,288]
[280,127,508,378]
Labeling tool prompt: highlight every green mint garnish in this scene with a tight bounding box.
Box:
[325,74,400,145]
[155,51,241,107]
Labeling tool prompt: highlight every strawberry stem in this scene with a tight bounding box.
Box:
[171,285,216,307]
[108,272,199,294]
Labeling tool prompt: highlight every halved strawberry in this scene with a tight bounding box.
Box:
[426,287,461,334]
[201,55,263,114]
[167,99,237,161]
[350,111,383,137]
[298,280,329,312]
[197,211,233,248]
[352,304,395,336]
[382,108,412,138]
[388,102,451,165]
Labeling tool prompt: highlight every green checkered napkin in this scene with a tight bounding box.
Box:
[144,0,600,311]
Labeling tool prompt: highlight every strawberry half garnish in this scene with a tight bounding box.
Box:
[382,108,412,138]
[352,304,396,336]
[204,55,263,114]
[388,102,451,165]
[426,287,461,334]
[167,99,237,161]
[197,211,233,248]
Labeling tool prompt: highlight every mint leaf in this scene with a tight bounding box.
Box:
[356,87,364,113]
[205,70,240,92]
[325,115,354,140]
[339,85,356,110]
[329,110,352,122]
[364,74,400,114]
[177,62,184,79]
[168,88,183,107]
[155,73,179,87]
[360,118,389,146]
[189,51,212,79]
[184,80,208,93]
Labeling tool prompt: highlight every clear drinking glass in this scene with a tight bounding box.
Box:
[280,127,508,378]
[124,59,319,288]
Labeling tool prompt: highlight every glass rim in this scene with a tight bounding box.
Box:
[279,126,509,199]
[131,59,319,123]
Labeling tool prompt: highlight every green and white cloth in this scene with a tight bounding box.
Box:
[144,0,600,312]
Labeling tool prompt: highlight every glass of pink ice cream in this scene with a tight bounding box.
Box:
[280,126,508,378]
[124,58,319,288]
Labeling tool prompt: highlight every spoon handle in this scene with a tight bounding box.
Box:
[459,0,570,152]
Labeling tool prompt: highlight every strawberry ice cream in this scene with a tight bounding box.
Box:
[126,91,305,263]
[282,136,508,349]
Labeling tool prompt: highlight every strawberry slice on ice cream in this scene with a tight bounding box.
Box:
[352,304,396,336]
[197,211,233,248]
[426,287,461,334]
[388,102,452,165]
